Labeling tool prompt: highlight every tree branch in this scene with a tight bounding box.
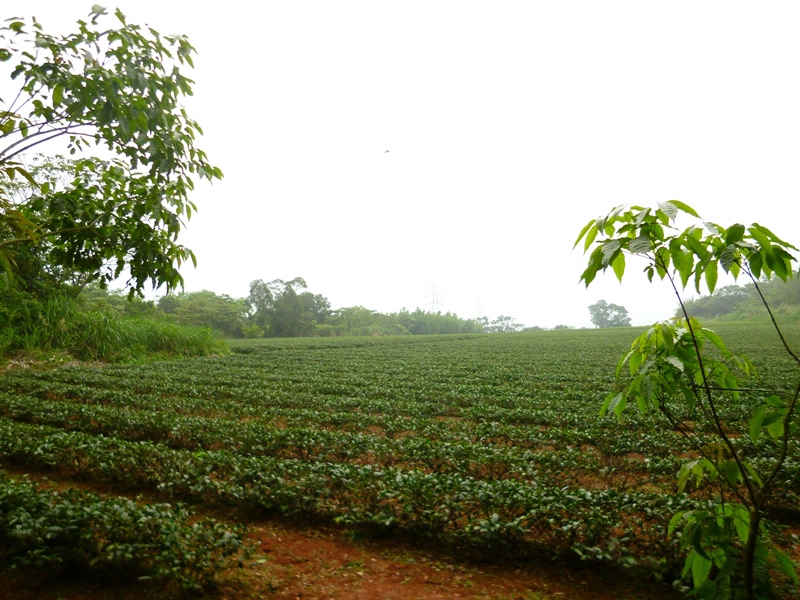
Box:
[658,253,759,507]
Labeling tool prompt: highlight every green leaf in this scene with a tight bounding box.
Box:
[752,223,799,250]
[665,355,685,372]
[668,511,686,537]
[629,235,651,254]
[628,348,644,375]
[613,393,628,419]
[699,458,718,480]
[718,245,736,273]
[732,506,750,543]
[684,232,710,259]
[720,460,741,485]
[729,258,740,280]
[748,252,763,279]
[764,395,785,408]
[654,246,670,278]
[724,223,745,245]
[766,414,784,439]
[691,526,711,561]
[679,381,697,411]
[633,206,650,225]
[750,407,766,443]
[583,224,599,251]
[748,225,772,251]
[53,84,64,107]
[704,258,718,294]
[677,463,692,493]
[600,392,620,418]
[704,221,721,236]
[580,247,604,287]
[700,328,728,356]
[743,463,763,487]
[658,201,678,220]
[574,220,595,249]
[601,239,621,266]
[669,240,693,288]
[766,248,788,281]
[691,552,713,588]
[771,547,799,584]
[611,251,625,282]
[667,200,700,218]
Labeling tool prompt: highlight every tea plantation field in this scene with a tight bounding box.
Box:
[1,325,798,592]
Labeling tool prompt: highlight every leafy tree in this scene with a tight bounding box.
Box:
[0,6,221,295]
[246,279,280,332]
[681,285,754,320]
[158,291,248,338]
[247,278,331,337]
[486,315,524,333]
[81,283,157,318]
[271,280,307,338]
[330,306,380,336]
[392,309,484,335]
[576,201,799,598]
[476,315,524,333]
[587,299,631,328]
[300,291,331,327]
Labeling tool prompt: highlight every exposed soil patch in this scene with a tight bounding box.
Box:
[231,520,681,600]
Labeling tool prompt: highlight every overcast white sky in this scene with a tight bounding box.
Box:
[7,2,800,328]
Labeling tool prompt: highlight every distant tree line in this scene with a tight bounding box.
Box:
[680,273,800,321]
[80,278,531,338]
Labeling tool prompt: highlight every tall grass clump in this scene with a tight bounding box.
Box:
[70,310,227,361]
[0,288,227,363]
[0,289,76,354]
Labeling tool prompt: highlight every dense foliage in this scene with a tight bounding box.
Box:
[1,329,798,594]
[0,7,226,362]
[681,276,800,322]
[0,8,221,294]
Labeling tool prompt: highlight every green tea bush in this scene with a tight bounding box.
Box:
[0,472,242,592]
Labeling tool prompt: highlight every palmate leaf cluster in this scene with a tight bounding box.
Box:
[0,5,222,295]
[576,201,800,598]
[575,201,797,293]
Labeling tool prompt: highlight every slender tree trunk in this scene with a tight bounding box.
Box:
[744,507,761,600]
